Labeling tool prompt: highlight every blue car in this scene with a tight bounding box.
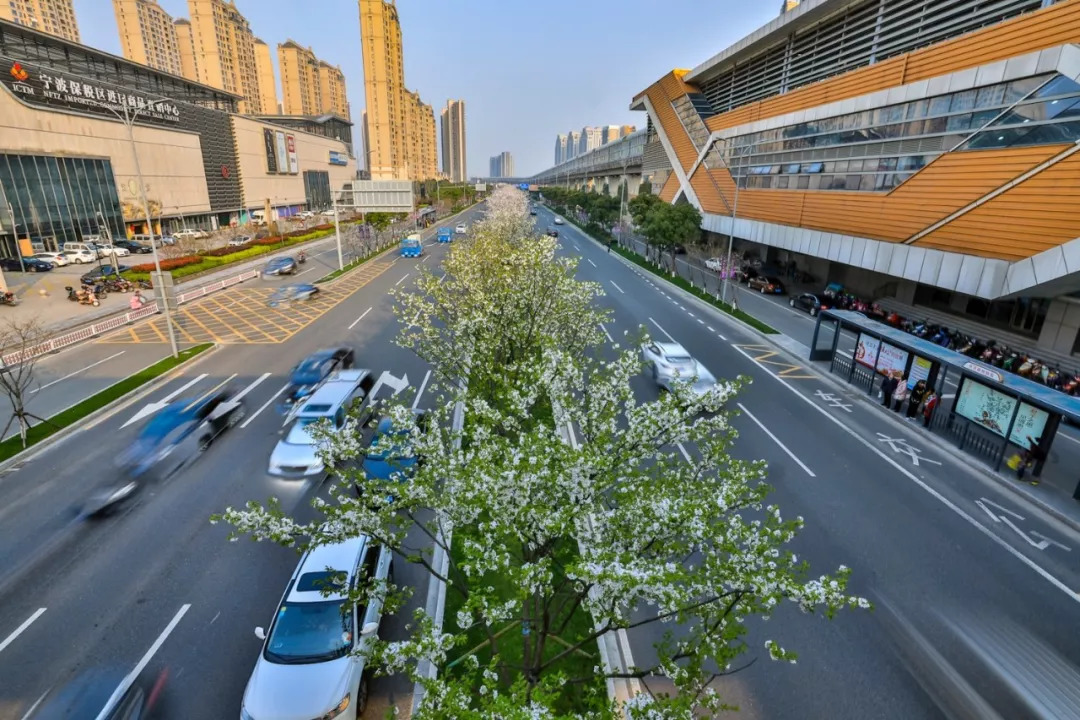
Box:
[283,347,355,408]
[263,256,297,276]
[400,234,423,258]
[361,411,429,483]
[268,283,319,307]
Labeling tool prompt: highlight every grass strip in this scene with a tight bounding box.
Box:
[314,242,395,283]
[0,343,213,463]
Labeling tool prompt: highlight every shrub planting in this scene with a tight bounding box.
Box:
[129,255,202,272]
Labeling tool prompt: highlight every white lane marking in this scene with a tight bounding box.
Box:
[599,323,614,343]
[121,374,208,428]
[233,373,271,403]
[675,442,693,463]
[209,611,221,625]
[696,318,705,325]
[438,273,446,283]
[737,403,816,477]
[32,351,126,393]
[0,608,46,654]
[348,306,373,330]
[294,267,315,277]
[648,317,677,343]
[685,311,694,318]
[1059,431,1080,446]
[240,383,290,428]
[395,273,410,286]
[730,344,1080,602]
[96,604,190,720]
[412,370,432,410]
[19,688,51,720]
[573,244,581,252]
[587,258,597,268]
[610,281,625,294]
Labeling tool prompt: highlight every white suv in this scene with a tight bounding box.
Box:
[241,535,391,720]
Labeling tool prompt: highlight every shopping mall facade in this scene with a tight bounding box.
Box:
[634,0,1080,357]
[0,20,356,257]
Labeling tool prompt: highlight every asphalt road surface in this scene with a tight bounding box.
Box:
[0,205,484,720]
[540,205,1080,719]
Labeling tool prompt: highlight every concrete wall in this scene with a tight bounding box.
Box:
[231,115,356,209]
[1038,298,1080,355]
[0,87,212,217]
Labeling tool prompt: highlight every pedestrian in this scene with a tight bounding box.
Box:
[921,390,938,428]
[880,370,898,408]
[892,377,909,414]
[608,239,613,253]
[129,290,145,310]
[1017,432,1049,481]
[907,379,928,420]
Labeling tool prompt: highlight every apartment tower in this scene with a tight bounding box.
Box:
[253,39,278,115]
[318,61,349,119]
[1,0,80,42]
[555,134,567,165]
[113,0,181,76]
[186,0,265,113]
[279,40,321,115]
[404,91,437,179]
[440,99,467,183]
[174,18,198,81]
[359,0,408,178]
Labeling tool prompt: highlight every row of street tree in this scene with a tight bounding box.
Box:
[218,185,865,718]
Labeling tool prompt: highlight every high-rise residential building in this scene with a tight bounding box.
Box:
[186,0,265,114]
[253,39,278,115]
[278,40,321,116]
[554,134,567,165]
[781,0,802,12]
[1,0,80,42]
[620,124,637,138]
[580,126,603,155]
[566,130,581,160]
[318,61,349,119]
[359,0,408,179]
[174,18,198,81]
[601,125,621,145]
[489,151,513,178]
[418,97,438,180]
[440,99,467,183]
[403,90,437,179]
[113,0,182,76]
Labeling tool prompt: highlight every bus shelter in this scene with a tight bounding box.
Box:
[810,309,1080,499]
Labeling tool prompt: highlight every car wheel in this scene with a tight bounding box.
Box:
[810,307,818,317]
[789,298,795,307]
[29,266,37,273]
[198,434,212,453]
[228,406,245,428]
[356,672,370,715]
[760,286,766,294]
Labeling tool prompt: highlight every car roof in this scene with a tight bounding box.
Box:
[655,341,690,357]
[287,535,367,602]
[298,369,369,412]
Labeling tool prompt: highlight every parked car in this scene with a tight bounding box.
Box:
[115,239,153,254]
[268,283,319,307]
[640,341,717,396]
[228,235,253,247]
[263,256,298,276]
[94,243,131,258]
[173,228,207,240]
[80,264,128,285]
[321,209,336,218]
[705,257,723,272]
[241,534,391,719]
[32,251,69,267]
[298,210,315,219]
[0,256,53,272]
[790,292,828,316]
[747,275,786,294]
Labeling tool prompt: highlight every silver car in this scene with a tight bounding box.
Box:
[242,534,391,720]
[641,341,717,395]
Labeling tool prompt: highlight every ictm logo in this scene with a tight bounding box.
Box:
[10,62,29,83]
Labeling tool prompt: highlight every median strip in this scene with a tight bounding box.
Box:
[0,343,212,463]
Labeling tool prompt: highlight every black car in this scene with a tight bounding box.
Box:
[546,227,559,238]
[790,292,827,316]
[0,256,53,272]
[283,347,356,407]
[116,239,153,254]
[27,665,170,719]
[80,264,129,285]
[530,209,537,216]
[672,245,687,255]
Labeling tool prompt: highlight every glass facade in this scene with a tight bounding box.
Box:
[303,170,330,210]
[0,154,125,253]
[712,73,1080,192]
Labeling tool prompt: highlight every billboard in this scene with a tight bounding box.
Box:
[907,355,932,389]
[286,134,299,174]
[329,150,349,166]
[263,129,277,173]
[952,377,1048,449]
[474,183,487,193]
[874,342,908,377]
[1011,402,1050,449]
[274,131,288,174]
[854,333,880,368]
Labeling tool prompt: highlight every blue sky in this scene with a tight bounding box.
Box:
[74,0,777,176]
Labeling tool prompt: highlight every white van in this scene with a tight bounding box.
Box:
[268,369,375,477]
[60,242,99,262]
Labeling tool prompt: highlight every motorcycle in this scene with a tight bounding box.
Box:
[65,285,100,306]
[0,291,18,306]
[296,251,307,265]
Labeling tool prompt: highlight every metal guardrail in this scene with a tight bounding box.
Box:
[1,268,261,367]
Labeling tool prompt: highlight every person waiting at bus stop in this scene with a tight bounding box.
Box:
[1017,432,1050,481]
[906,380,928,420]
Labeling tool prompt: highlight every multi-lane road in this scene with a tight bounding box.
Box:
[0,206,484,720]
[541,206,1080,718]
[2,200,1079,718]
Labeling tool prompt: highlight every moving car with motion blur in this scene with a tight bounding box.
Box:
[283,347,356,410]
[241,534,391,720]
[546,227,559,238]
[27,665,170,719]
[263,256,298,276]
[641,341,717,396]
[553,217,564,225]
[790,292,828,317]
[268,283,319,307]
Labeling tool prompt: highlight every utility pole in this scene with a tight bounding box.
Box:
[721,141,744,308]
[333,188,344,271]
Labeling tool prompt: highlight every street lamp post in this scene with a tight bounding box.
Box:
[5,202,26,273]
[113,99,179,358]
[332,187,344,272]
[720,140,744,308]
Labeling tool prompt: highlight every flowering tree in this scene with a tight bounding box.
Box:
[218,186,865,718]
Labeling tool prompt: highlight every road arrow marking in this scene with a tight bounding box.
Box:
[1032,531,1071,552]
[979,497,1025,521]
[368,370,409,400]
[121,374,207,428]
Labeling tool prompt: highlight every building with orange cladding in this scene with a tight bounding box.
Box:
[633,0,1080,357]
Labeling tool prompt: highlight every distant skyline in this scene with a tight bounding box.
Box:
[72,0,777,176]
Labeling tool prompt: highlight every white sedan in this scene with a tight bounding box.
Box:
[242,535,391,720]
[95,243,131,258]
[455,224,467,234]
[62,248,97,264]
[705,257,723,271]
[641,341,717,395]
[553,217,564,225]
[32,251,69,267]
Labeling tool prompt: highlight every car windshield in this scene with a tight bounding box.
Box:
[285,416,326,445]
[665,354,693,364]
[265,599,352,664]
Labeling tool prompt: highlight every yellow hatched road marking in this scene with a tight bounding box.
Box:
[181,308,223,343]
[203,297,280,341]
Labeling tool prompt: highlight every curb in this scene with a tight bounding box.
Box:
[0,343,221,474]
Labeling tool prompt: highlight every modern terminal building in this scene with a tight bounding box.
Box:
[0,19,356,257]
[632,0,1080,359]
